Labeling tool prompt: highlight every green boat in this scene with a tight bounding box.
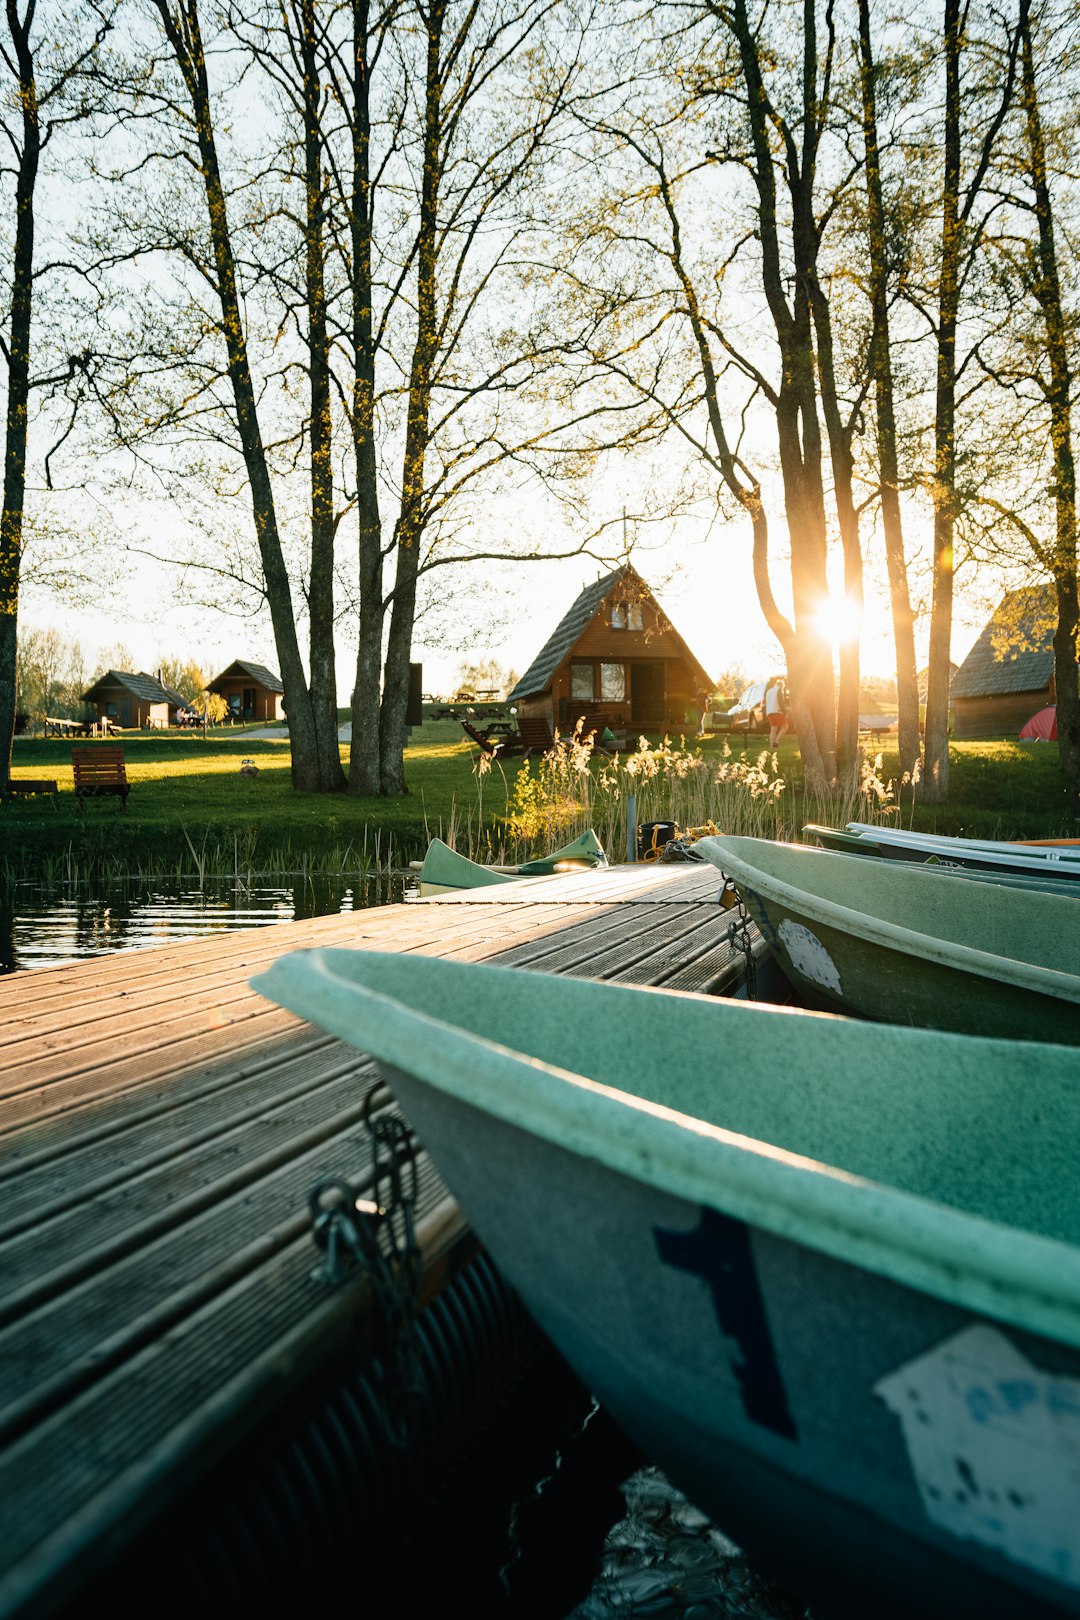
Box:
[252,948,1080,1618]
[804,823,883,858]
[846,822,1080,882]
[803,824,1079,898]
[696,834,1080,1043]
[417,830,606,896]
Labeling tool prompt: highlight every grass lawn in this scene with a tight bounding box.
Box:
[3,718,490,877]
[4,716,1076,879]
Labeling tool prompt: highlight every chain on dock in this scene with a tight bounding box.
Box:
[307,1094,424,1446]
[718,879,757,1000]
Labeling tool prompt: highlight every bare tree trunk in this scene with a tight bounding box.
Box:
[857,0,920,783]
[1020,11,1080,806]
[348,0,384,797]
[920,0,962,805]
[0,0,39,796]
[379,0,444,796]
[722,0,839,792]
[921,0,1025,801]
[808,287,862,789]
[298,0,346,792]
[154,0,327,792]
[656,154,820,783]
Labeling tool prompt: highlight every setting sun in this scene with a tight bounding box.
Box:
[812,593,864,649]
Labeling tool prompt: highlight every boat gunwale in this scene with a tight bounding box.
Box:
[804,826,1079,896]
[252,948,1080,1352]
[846,822,1080,873]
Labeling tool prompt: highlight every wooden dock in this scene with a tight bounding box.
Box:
[0,861,755,1617]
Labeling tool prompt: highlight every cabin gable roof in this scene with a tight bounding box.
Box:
[950,585,1057,699]
[508,564,713,699]
[509,569,624,699]
[81,670,173,704]
[207,660,284,693]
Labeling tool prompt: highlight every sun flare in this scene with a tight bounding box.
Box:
[812,593,864,649]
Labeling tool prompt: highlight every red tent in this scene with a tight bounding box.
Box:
[1019,705,1057,741]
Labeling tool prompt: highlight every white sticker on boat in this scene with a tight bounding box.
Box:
[776,920,842,996]
[876,1324,1080,1589]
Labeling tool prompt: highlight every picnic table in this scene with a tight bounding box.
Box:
[432,701,508,722]
[44,717,91,737]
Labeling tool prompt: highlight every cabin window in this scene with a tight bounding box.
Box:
[610,603,626,629]
[570,662,595,700]
[600,662,626,701]
[105,701,118,717]
[626,603,644,631]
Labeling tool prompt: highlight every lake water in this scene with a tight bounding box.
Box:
[3,871,811,1617]
[0,871,409,974]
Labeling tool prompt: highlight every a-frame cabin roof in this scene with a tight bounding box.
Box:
[509,564,713,700]
[951,584,1057,699]
[208,660,284,693]
[81,670,174,704]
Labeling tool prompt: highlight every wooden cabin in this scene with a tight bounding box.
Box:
[951,585,1059,739]
[206,660,285,723]
[81,670,176,730]
[508,565,714,733]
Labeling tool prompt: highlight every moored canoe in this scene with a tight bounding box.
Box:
[846,822,1080,881]
[696,834,1080,1042]
[417,830,607,896]
[804,824,1079,898]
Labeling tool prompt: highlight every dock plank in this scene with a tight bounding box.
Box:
[0,861,753,1619]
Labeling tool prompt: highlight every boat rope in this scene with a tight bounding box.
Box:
[307,1098,424,1446]
[658,820,721,863]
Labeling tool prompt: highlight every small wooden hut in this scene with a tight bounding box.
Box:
[206,660,285,722]
[81,671,176,730]
[508,565,714,732]
[951,585,1058,739]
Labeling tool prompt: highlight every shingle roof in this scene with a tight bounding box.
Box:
[508,567,635,700]
[81,670,173,704]
[951,585,1057,698]
[208,660,284,694]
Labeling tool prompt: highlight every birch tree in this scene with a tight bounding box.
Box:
[556,1,873,795]
[0,0,114,794]
[913,0,1025,801]
[856,0,921,781]
[147,0,346,792]
[1016,0,1078,798]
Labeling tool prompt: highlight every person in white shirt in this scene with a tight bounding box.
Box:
[765,678,788,746]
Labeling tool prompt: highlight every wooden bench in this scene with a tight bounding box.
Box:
[517,717,555,755]
[2,777,58,806]
[72,745,130,812]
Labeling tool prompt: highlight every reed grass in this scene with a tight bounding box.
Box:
[0,834,405,889]
[482,729,806,864]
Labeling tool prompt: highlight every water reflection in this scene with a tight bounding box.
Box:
[0,872,410,974]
